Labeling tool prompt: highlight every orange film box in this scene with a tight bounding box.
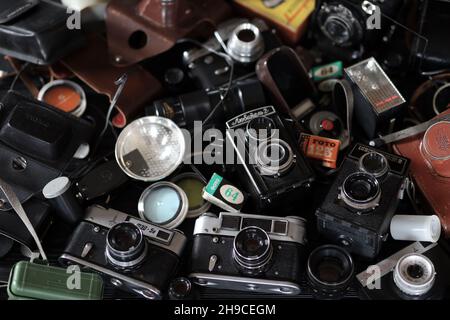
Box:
[299,133,340,169]
[232,0,316,44]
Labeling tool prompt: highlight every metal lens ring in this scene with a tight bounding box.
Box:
[106,222,148,269]
[359,152,389,178]
[307,245,354,299]
[393,253,436,296]
[246,116,276,141]
[227,23,265,63]
[256,139,294,176]
[318,3,363,47]
[233,227,273,274]
[340,172,381,212]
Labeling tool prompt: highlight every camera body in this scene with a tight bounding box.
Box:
[147,78,266,129]
[357,242,450,300]
[189,212,307,295]
[316,144,410,259]
[312,0,404,61]
[226,106,315,211]
[59,206,187,300]
[183,18,281,89]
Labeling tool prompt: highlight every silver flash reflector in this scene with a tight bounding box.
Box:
[115,116,185,182]
[345,57,406,114]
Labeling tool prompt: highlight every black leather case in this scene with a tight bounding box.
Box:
[0,0,85,65]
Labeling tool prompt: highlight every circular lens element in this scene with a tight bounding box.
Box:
[359,152,389,178]
[233,227,273,275]
[106,222,147,269]
[171,173,210,218]
[340,172,381,212]
[246,117,276,141]
[393,254,436,296]
[227,23,265,63]
[256,139,294,176]
[38,80,87,117]
[317,4,363,47]
[307,245,354,299]
[168,277,192,300]
[138,181,188,229]
[115,116,185,182]
[433,83,450,115]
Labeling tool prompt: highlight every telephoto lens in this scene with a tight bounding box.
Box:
[106,222,148,269]
[307,245,354,299]
[148,78,266,128]
[233,227,273,276]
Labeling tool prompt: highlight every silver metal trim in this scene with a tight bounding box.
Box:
[138,182,188,229]
[59,253,162,300]
[189,273,301,295]
[393,253,436,296]
[340,172,381,212]
[106,223,148,269]
[255,139,294,176]
[85,205,187,257]
[233,227,273,271]
[359,152,390,178]
[193,212,307,245]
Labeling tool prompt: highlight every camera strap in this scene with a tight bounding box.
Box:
[0,177,47,262]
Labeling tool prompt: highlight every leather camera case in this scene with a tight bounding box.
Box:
[393,109,450,237]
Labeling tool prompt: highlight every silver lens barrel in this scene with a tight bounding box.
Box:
[393,253,436,296]
[227,23,265,64]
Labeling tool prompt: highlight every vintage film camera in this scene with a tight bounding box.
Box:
[316,144,410,259]
[357,242,450,300]
[147,78,266,129]
[226,106,315,211]
[59,205,187,300]
[311,0,404,62]
[189,212,307,295]
[183,18,281,89]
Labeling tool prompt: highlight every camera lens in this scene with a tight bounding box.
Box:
[393,254,436,296]
[340,172,381,212]
[307,245,354,299]
[324,18,352,45]
[227,23,265,63]
[317,4,363,47]
[359,152,389,178]
[256,139,294,176]
[246,117,276,141]
[106,222,147,269]
[233,227,273,275]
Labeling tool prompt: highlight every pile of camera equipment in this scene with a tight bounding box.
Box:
[0,0,449,301]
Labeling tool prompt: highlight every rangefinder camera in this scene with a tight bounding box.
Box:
[316,144,410,259]
[189,212,307,295]
[59,205,187,300]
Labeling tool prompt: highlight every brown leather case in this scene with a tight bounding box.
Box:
[393,109,450,237]
[61,35,162,128]
[105,0,231,66]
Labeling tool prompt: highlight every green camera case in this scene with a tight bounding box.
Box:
[7,261,104,300]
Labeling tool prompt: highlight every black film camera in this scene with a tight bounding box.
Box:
[312,0,404,62]
[147,78,266,129]
[357,242,450,300]
[59,206,187,300]
[189,212,307,295]
[226,106,315,211]
[316,144,410,259]
[183,18,282,89]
